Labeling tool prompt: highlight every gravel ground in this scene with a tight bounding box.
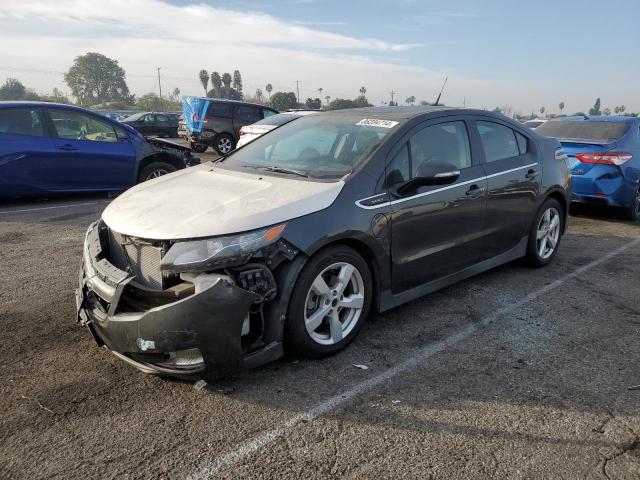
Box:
[0,197,639,480]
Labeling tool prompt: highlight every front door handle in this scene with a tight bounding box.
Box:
[465,184,486,198]
[57,144,78,151]
[525,169,538,180]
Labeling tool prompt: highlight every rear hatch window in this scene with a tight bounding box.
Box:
[537,120,629,144]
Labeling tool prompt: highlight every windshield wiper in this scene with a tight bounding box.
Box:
[255,165,310,178]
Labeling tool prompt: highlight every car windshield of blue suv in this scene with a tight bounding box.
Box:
[537,120,629,143]
[217,115,400,179]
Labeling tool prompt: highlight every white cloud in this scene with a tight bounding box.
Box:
[0,0,531,109]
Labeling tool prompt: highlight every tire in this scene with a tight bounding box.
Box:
[190,142,208,153]
[623,185,640,221]
[138,161,177,183]
[525,198,564,268]
[215,133,235,155]
[284,245,372,358]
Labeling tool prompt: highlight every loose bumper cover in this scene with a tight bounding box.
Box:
[76,222,259,377]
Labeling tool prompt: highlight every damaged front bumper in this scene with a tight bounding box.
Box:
[76,222,260,377]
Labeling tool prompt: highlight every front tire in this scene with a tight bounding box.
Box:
[285,246,372,357]
[190,142,208,153]
[215,134,235,155]
[138,161,177,183]
[525,198,564,267]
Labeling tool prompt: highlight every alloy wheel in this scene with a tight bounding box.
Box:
[218,137,233,153]
[536,207,561,259]
[304,262,365,345]
[146,169,169,180]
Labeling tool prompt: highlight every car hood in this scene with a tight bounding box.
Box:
[102,163,345,240]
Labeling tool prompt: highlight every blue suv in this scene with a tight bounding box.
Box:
[538,116,640,220]
[0,102,198,199]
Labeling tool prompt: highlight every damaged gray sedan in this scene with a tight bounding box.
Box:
[77,107,569,378]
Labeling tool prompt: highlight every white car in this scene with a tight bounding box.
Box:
[523,119,547,129]
[236,110,317,148]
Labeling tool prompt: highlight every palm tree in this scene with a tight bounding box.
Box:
[325,95,331,105]
[255,88,263,103]
[559,102,565,114]
[359,86,366,96]
[318,87,323,103]
[265,83,273,99]
[210,72,222,98]
[540,106,546,118]
[198,69,209,95]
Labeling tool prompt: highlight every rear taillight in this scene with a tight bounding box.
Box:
[576,153,632,166]
[192,114,208,123]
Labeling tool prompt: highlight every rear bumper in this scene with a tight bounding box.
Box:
[76,222,259,377]
[571,170,637,208]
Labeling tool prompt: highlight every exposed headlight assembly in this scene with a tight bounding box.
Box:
[160,224,285,273]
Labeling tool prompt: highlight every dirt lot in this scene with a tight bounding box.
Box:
[0,197,639,480]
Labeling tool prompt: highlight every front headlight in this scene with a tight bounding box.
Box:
[160,224,285,272]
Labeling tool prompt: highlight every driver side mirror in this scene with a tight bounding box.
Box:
[392,169,460,197]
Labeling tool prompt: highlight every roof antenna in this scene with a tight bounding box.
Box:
[433,76,448,106]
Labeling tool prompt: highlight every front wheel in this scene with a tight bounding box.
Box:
[525,198,564,267]
[215,134,235,155]
[138,161,177,183]
[285,246,372,357]
[190,142,208,153]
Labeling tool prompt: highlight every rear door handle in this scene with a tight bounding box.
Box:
[57,144,78,151]
[465,184,486,198]
[525,169,538,180]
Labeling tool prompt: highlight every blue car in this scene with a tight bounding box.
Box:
[537,116,640,220]
[0,102,199,199]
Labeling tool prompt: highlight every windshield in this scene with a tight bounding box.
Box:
[537,120,629,143]
[218,115,399,179]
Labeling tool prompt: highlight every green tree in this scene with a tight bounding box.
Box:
[210,72,222,98]
[304,97,322,109]
[353,95,372,108]
[539,106,546,117]
[318,87,323,103]
[266,83,273,99]
[405,96,416,105]
[136,92,180,111]
[603,107,611,116]
[0,78,27,100]
[420,100,430,106]
[359,86,366,96]
[559,101,565,114]
[325,95,331,105]
[492,106,503,113]
[232,70,243,100]
[221,73,232,88]
[198,70,209,95]
[255,88,264,103]
[588,98,601,116]
[64,52,132,106]
[269,91,297,111]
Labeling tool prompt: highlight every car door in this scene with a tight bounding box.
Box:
[46,108,136,191]
[473,118,540,258]
[388,119,488,293]
[0,106,58,196]
[233,106,262,138]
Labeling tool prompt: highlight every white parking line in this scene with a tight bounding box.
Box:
[0,201,107,215]
[189,236,640,480]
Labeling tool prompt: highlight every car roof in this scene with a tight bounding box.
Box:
[312,106,498,121]
[557,115,639,124]
[0,101,110,114]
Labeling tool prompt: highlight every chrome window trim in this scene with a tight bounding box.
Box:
[355,162,538,210]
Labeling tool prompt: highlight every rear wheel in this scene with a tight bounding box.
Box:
[138,161,177,182]
[525,198,563,267]
[285,246,372,357]
[623,185,640,221]
[215,134,235,155]
[190,142,208,153]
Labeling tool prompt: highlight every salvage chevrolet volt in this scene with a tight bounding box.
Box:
[77,107,571,378]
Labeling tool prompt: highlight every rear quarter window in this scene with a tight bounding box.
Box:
[477,121,520,162]
[207,102,233,118]
[0,108,45,137]
[537,121,629,143]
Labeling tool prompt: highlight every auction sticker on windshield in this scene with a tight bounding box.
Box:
[356,119,399,128]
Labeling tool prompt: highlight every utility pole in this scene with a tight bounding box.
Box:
[295,80,301,107]
[389,90,396,105]
[157,67,163,112]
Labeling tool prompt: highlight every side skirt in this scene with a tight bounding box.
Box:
[379,236,528,312]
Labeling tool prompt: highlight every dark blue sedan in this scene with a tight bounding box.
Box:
[538,116,640,220]
[0,102,198,199]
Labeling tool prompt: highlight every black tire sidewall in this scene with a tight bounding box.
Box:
[526,198,564,267]
[284,246,372,357]
[215,134,235,155]
[138,162,177,183]
[190,142,208,153]
[624,186,640,221]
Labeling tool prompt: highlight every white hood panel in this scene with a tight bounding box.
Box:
[102,164,344,240]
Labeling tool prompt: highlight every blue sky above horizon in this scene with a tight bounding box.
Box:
[1,0,639,113]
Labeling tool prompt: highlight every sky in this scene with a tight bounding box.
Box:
[0,0,638,114]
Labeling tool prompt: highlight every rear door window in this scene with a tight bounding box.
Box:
[477,121,520,162]
[156,114,170,123]
[49,109,118,143]
[235,106,262,124]
[0,108,45,137]
[536,120,629,143]
[207,102,233,118]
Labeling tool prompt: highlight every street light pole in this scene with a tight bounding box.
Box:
[157,67,163,111]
